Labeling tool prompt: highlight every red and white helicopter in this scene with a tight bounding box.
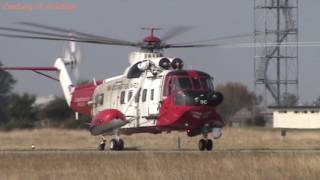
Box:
[0,23,226,151]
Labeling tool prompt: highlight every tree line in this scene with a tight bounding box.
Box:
[0,62,89,130]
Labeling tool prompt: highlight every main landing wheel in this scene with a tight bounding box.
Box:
[110,138,124,151]
[98,137,107,151]
[198,139,213,151]
[98,140,106,151]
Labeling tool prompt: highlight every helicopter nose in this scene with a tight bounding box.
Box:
[193,94,209,105]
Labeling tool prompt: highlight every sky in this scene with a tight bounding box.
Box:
[0,0,320,104]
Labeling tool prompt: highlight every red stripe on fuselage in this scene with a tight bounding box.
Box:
[0,67,58,71]
[157,99,223,131]
[70,81,102,115]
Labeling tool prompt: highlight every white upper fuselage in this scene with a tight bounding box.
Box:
[91,51,177,129]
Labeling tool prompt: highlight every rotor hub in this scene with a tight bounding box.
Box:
[141,27,162,51]
[143,35,161,43]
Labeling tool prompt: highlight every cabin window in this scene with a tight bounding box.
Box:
[120,91,125,104]
[135,89,141,103]
[128,91,133,102]
[142,89,147,102]
[151,89,154,101]
[96,94,104,106]
[95,96,98,106]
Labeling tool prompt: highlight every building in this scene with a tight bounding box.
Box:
[229,108,252,127]
[270,106,320,129]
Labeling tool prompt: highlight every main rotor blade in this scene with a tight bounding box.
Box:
[0,33,136,46]
[0,24,140,46]
[0,26,81,40]
[18,22,137,46]
[169,30,298,46]
[165,41,320,49]
[170,32,257,46]
[161,26,194,42]
[164,44,220,48]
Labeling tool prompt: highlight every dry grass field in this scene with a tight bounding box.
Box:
[1,152,320,180]
[0,127,320,180]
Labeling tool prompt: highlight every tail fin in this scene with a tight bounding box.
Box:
[0,58,74,106]
[54,58,74,106]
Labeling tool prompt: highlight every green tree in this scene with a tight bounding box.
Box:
[5,93,38,129]
[313,96,320,106]
[41,97,73,122]
[281,92,298,106]
[216,82,256,121]
[0,62,16,124]
[40,96,89,128]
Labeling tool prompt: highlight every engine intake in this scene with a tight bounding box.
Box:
[171,58,184,70]
[158,58,171,70]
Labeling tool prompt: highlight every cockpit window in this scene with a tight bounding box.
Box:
[164,74,213,96]
[191,78,201,89]
[201,78,214,90]
[173,77,192,91]
[164,78,172,96]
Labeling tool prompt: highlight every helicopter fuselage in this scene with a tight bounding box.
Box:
[69,59,224,137]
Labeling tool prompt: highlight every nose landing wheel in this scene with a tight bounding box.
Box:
[110,138,124,151]
[98,136,107,151]
[198,139,213,151]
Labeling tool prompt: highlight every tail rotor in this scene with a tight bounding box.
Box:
[62,40,82,83]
